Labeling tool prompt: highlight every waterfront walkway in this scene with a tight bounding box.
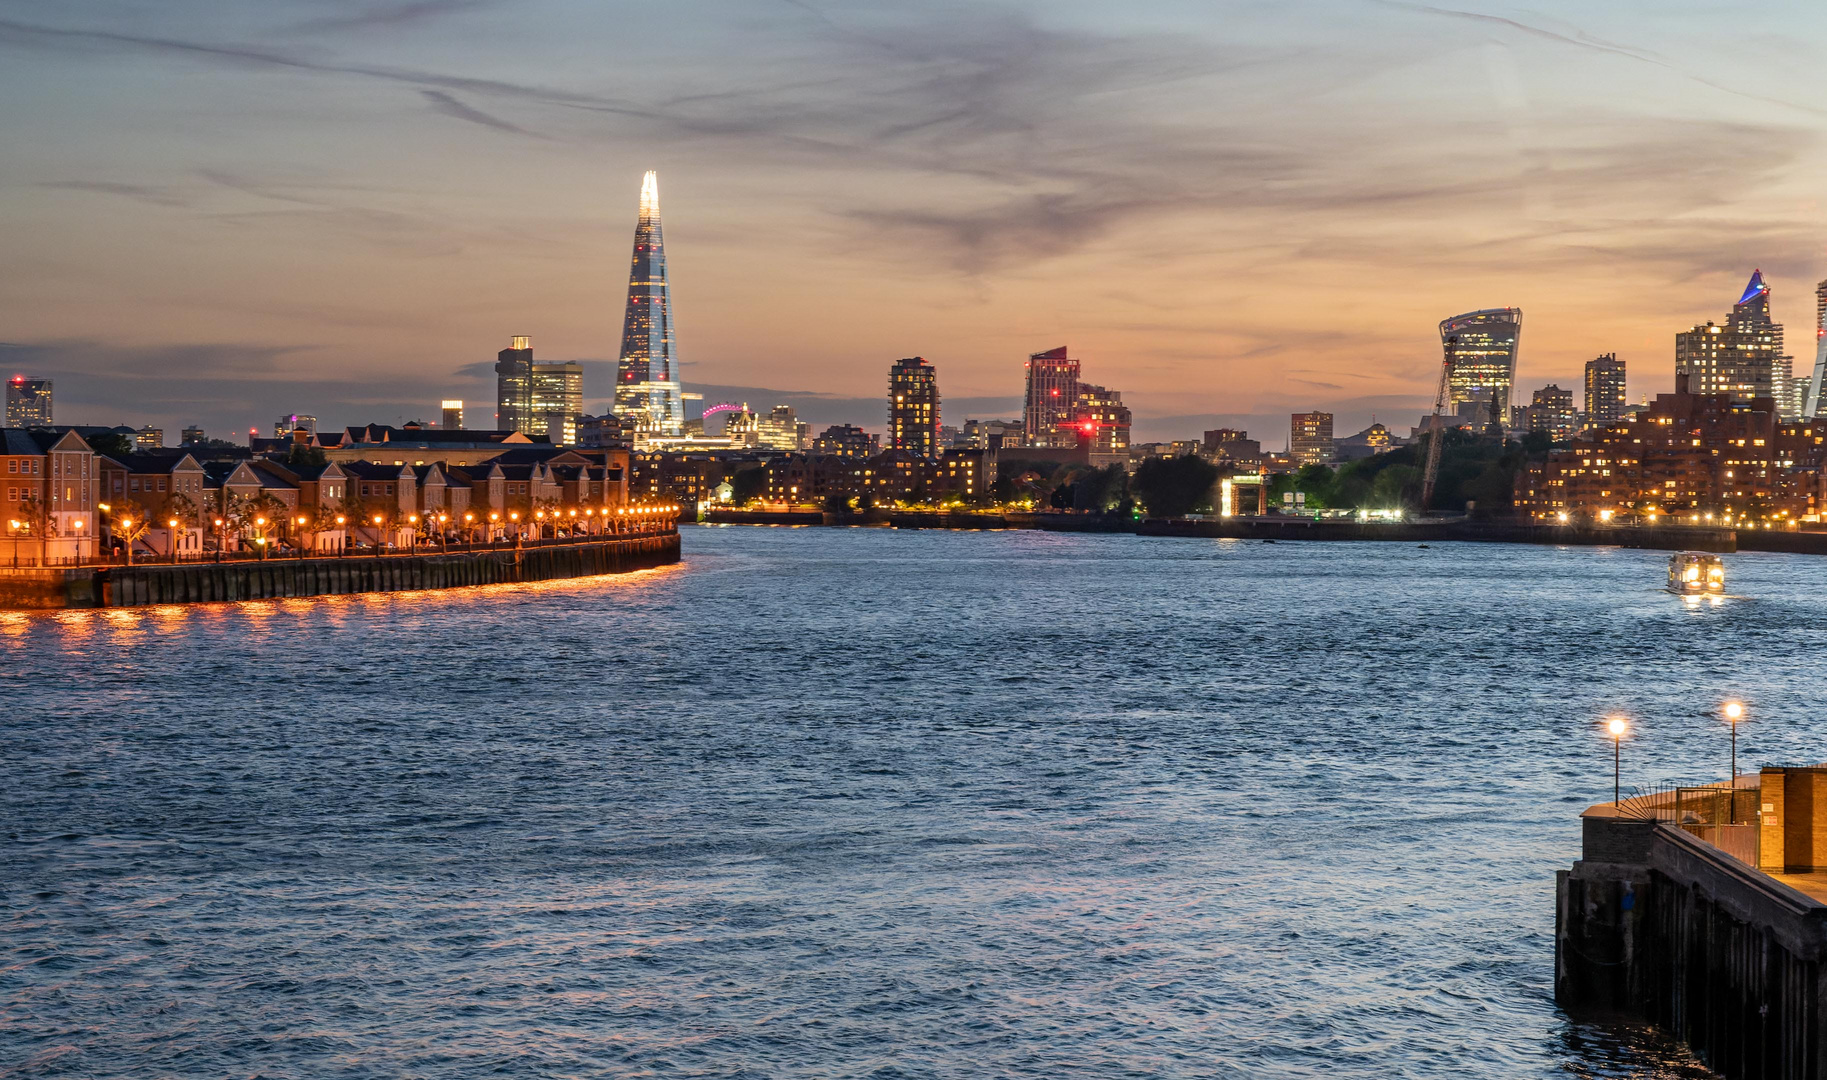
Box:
[0,530,681,609]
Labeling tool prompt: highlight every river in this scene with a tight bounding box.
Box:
[8,525,1822,1077]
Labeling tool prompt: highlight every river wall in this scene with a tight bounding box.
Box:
[1139,518,1738,551]
[1558,814,1827,1079]
[0,533,680,610]
[700,508,1741,551]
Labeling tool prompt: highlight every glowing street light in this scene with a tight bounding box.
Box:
[1606,716,1629,807]
[1723,700,1746,817]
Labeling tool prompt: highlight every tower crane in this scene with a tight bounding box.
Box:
[1419,337,1455,513]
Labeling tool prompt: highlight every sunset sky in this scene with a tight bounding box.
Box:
[4,0,1827,443]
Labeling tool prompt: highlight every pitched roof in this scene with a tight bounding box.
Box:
[341,460,415,480]
[112,452,204,474]
[0,428,49,455]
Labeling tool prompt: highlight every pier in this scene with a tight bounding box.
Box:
[0,532,680,609]
[1557,769,1827,1079]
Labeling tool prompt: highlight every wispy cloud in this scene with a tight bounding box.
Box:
[36,180,190,207]
[285,0,492,36]
[419,89,541,137]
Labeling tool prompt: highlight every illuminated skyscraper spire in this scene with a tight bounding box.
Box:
[1806,278,1827,418]
[615,170,686,436]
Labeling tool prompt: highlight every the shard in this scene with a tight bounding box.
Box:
[1806,279,1827,418]
[615,171,686,437]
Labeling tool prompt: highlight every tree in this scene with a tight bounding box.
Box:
[88,432,134,459]
[822,491,852,514]
[286,442,328,467]
[729,466,768,505]
[163,492,201,530]
[112,500,155,563]
[1072,464,1128,512]
[229,492,288,557]
[1130,455,1219,518]
[1367,464,1420,510]
[1293,464,1338,507]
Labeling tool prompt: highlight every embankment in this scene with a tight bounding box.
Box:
[0,532,680,610]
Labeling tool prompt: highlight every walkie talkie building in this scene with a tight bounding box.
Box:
[1439,308,1522,428]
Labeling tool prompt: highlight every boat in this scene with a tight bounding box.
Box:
[1667,551,1725,595]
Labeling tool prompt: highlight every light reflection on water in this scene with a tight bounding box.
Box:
[5,529,1805,1077]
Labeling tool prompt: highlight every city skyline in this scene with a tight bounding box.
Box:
[7,3,1827,442]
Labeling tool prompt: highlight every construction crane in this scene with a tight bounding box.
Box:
[1419,337,1455,513]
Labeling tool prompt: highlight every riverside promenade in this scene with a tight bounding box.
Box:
[1558,770,1827,1079]
[0,531,680,610]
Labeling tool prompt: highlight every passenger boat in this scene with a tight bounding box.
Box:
[1666,551,1725,595]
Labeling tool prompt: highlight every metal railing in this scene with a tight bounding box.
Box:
[1618,778,1761,866]
[2,525,678,569]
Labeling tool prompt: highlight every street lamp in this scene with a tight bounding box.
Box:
[1606,716,1628,807]
[1724,700,1746,820]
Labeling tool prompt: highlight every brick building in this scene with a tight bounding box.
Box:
[1515,376,1827,523]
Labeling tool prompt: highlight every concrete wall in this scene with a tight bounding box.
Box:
[0,568,98,609]
[0,534,680,609]
[1559,814,1827,1080]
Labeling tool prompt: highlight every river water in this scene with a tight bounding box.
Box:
[6,526,1823,1078]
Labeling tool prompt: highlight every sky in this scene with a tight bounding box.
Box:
[4,0,1827,445]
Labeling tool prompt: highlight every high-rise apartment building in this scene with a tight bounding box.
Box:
[1074,383,1131,460]
[1023,346,1079,448]
[888,356,940,458]
[496,335,534,433]
[1676,270,1790,413]
[6,376,52,426]
[531,361,584,445]
[135,426,165,450]
[1520,385,1577,442]
[1440,308,1523,429]
[614,171,686,437]
[1290,412,1334,466]
[181,425,206,447]
[441,400,464,430]
[1583,354,1627,430]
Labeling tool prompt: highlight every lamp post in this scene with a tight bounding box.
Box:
[1724,700,1745,822]
[1607,716,1628,808]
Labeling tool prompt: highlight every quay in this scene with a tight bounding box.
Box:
[0,531,680,610]
[1558,769,1827,1079]
[701,507,1750,551]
